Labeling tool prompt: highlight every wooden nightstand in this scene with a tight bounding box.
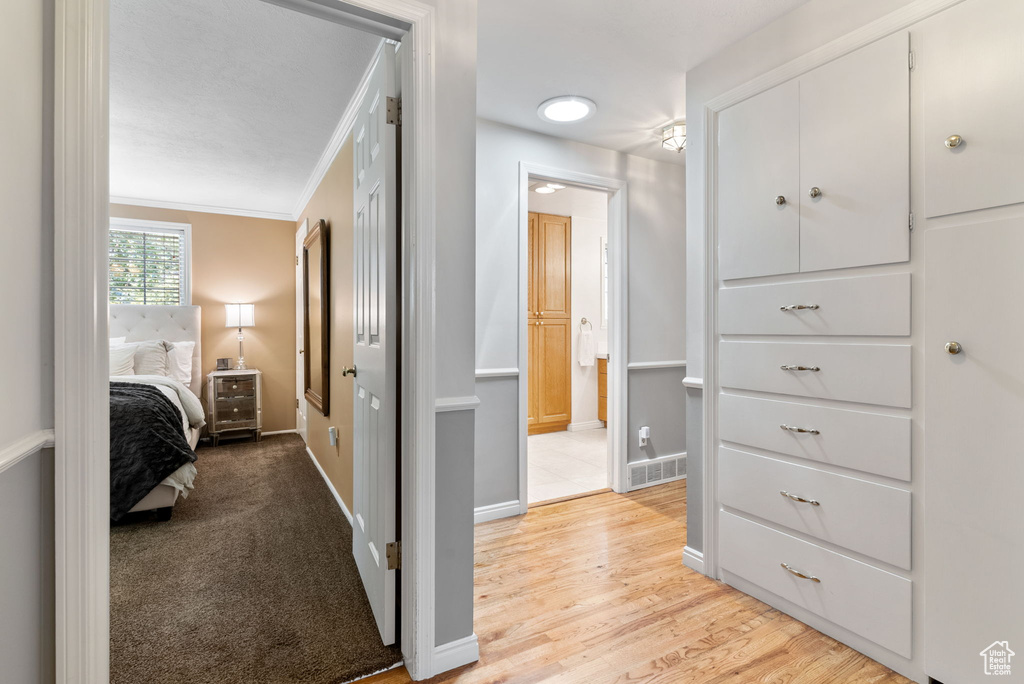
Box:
[207,369,262,445]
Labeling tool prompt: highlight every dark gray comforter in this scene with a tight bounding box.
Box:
[110,382,197,520]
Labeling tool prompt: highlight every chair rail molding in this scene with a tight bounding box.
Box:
[0,429,56,476]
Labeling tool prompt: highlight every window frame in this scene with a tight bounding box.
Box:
[108,217,192,305]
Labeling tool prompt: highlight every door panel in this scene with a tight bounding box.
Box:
[799,31,909,272]
[921,0,1024,218]
[537,319,571,427]
[295,219,308,443]
[718,80,800,280]
[528,212,538,315]
[538,214,571,317]
[351,48,397,646]
[527,322,540,428]
[924,219,1024,682]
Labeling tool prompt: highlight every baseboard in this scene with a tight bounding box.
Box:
[433,633,479,675]
[474,499,521,524]
[262,429,297,436]
[567,420,605,432]
[683,546,705,575]
[305,446,354,524]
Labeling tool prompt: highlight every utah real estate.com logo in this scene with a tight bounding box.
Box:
[981,641,1015,676]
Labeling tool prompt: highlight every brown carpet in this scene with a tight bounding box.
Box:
[110,434,402,684]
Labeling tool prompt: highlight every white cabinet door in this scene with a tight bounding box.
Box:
[924,218,1024,683]
[718,80,800,280]
[799,32,910,273]
[921,0,1024,218]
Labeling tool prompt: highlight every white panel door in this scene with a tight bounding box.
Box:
[718,80,800,280]
[921,0,1024,218]
[351,48,398,646]
[295,219,308,443]
[925,219,1024,683]
[799,31,910,273]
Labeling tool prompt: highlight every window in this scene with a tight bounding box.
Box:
[108,218,191,305]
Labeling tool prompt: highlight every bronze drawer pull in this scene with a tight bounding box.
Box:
[780,490,820,506]
[781,563,821,583]
[780,365,820,372]
[780,424,820,435]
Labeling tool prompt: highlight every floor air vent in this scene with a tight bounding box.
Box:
[630,464,647,486]
[630,456,686,488]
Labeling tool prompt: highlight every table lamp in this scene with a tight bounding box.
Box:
[225,303,255,370]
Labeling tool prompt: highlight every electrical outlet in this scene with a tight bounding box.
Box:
[639,425,650,448]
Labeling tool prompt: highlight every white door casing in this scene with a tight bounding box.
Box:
[352,47,398,646]
[296,218,309,443]
[924,218,1024,683]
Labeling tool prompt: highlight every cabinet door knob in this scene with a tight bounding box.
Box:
[945,341,963,355]
[775,195,786,206]
[232,384,238,390]
[945,134,963,149]
[342,366,358,377]
[233,408,239,413]
[808,187,822,199]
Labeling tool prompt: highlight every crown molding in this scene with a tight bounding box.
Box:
[290,39,387,219]
[109,196,295,222]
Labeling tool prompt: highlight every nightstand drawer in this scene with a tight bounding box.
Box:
[216,377,255,396]
[215,397,256,423]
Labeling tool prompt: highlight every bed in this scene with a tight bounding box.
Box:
[110,304,204,520]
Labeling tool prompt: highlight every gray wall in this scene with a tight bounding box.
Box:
[424,0,478,648]
[0,0,55,679]
[475,120,686,510]
[683,0,918,557]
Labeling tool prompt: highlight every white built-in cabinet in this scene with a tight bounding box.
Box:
[718,31,910,281]
[712,1,1024,682]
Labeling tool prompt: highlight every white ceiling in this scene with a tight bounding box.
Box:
[109,0,382,217]
[477,0,810,165]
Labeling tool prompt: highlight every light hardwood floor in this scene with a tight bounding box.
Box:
[365,481,912,684]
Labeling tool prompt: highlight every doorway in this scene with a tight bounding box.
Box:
[516,164,628,512]
[526,184,611,504]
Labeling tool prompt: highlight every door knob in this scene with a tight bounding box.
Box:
[775,195,786,206]
[342,365,358,377]
[945,341,963,355]
[808,187,822,199]
[945,135,963,149]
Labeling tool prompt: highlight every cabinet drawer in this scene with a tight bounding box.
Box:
[215,397,256,423]
[720,341,911,408]
[719,394,910,481]
[216,377,255,397]
[720,512,912,658]
[719,447,910,568]
[719,273,910,336]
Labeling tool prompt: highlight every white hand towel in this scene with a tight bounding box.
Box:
[578,329,595,367]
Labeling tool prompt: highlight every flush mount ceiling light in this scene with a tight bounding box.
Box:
[534,186,557,194]
[537,96,597,124]
[546,183,566,190]
[662,122,687,152]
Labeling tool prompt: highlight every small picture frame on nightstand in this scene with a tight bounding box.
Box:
[216,357,232,371]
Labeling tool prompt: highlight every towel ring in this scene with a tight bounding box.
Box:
[580,318,593,331]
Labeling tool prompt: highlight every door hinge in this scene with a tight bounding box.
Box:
[909,51,915,71]
[386,96,402,126]
[386,540,401,570]
[296,398,300,409]
[296,255,299,266]
[909,212,915,231]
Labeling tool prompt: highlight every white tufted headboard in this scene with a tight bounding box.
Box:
[109,305,203,398]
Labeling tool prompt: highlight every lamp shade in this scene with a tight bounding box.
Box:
[225,303,255,328]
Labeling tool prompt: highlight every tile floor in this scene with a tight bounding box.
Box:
[527,427,609,504]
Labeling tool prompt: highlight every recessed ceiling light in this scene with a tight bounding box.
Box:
[546,183,566,190]
[538,96,597,124]
[534,186,557,194]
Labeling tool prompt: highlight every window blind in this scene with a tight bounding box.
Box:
[109,227,187,305]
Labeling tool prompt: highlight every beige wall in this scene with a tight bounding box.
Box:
[109,203,296,432]
[297,138,355,510]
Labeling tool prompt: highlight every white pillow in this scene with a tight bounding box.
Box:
[109,344,136,376]
[132,340,172,376]
[110,337,126,346]
[166,341,195,387]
